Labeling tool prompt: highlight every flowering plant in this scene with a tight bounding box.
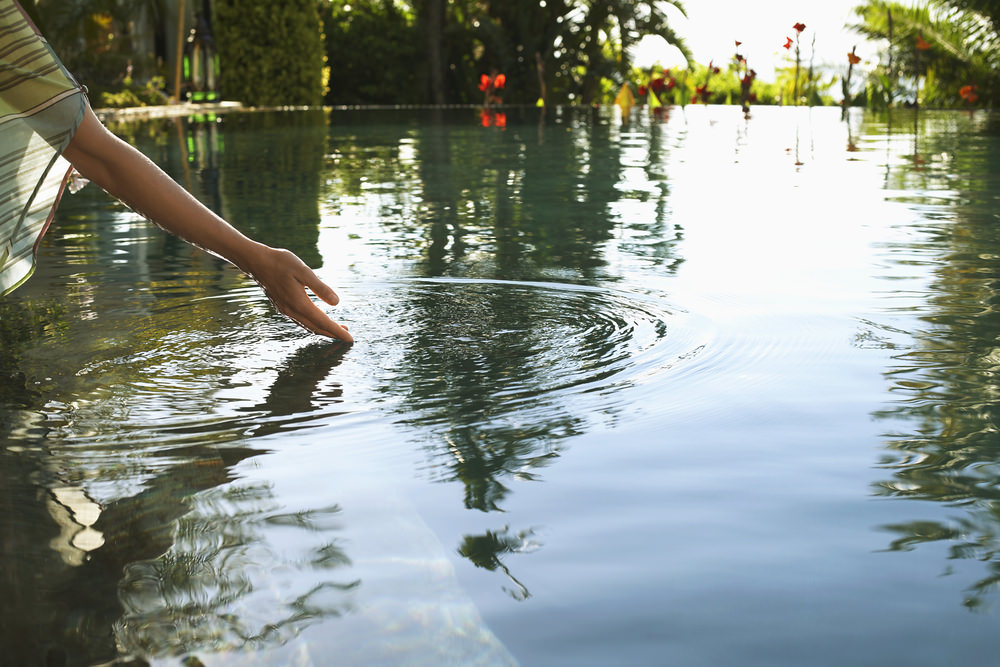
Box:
[690,61,718,104]
[784,22,806,104]
[842,47,860,113]
[734,41,756,116]
[959,84,979,106]
[479,71,505,107]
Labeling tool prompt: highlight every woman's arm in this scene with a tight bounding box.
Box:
[61,104,352,341]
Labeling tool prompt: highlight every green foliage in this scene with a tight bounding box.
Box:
[849,0,1000,107]
[98,75,169,108]
[214,0,327,107]
[319,0,420,105]
[773,65,837,106]
[31,0,165,101]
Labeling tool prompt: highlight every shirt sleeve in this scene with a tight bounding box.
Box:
[0,0,86,296]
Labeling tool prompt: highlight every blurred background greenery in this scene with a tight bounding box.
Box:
[18,0,1000,109]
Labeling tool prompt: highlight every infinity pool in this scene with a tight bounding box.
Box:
[2,104,999,665]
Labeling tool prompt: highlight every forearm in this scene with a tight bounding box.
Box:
[62,105,266,273]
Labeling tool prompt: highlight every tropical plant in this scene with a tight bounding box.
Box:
[849,0,1000,107]
[402,0,690,105]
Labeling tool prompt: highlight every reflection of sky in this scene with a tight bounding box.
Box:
[633,0,877,78]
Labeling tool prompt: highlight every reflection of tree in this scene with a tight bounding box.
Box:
[357,107,682,595]
[392,283,578,512]
[218,109,328,268]
[868,109,1000,610]
[459,526,539,601]
[0,299,65,405]
[412,107,625,280]
[0,339,354,663]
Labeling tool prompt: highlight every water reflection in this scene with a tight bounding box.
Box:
[376,278,679,513]
[218,110,328,268]
[0,439,264,664]
[318,108,689,598]
[459,526,539,601]
[868,110,1000,609]
[1,359,358,664]
[323,107,684,282]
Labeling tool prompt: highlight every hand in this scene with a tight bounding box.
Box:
[244,246,353,342]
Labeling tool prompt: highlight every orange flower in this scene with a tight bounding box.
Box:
[915,35,931,50]
[793,22,806,33]
[479,72,506,91]
[847,52,861,65]
[783,37,793,50]
[960,84,979,104]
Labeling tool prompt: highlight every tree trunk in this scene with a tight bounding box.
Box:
[425,0,446,105]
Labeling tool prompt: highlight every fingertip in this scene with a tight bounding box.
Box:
[336,324,354,342]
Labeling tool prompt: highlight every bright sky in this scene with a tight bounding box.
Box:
[633,0,878,79]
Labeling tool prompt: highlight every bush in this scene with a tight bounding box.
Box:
[214,0,326,107]
[320,0,421,105]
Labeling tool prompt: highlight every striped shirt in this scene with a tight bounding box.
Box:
[0,0,85,296]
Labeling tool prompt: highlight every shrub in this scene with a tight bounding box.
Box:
[214,0,326,107]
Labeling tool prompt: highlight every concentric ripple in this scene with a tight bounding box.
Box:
[342,278,709,434]
[11,278,715,468]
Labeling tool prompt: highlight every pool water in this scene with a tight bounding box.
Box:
[2,104,1000,665]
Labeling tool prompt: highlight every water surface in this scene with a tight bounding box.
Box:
[2,105,1000,665]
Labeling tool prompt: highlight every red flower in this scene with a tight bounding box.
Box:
[960,84,979,104]
[735,40,742,47]
[915,35,931,50]
[481,108,491,125]
[666,77,676,89]
[479,72,506,91]
[494,112,507,128]
[783,37,793,50]
[650,77,666,93]
[847,52,861,65]
[637,84,648,97]
[793,22,805,33]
